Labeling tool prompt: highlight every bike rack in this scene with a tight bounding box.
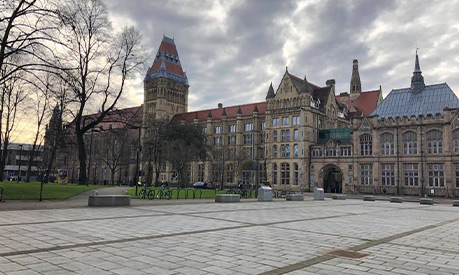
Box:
[185,189,196,199]
[0,185,4,202]
[176,189,185,199]
[196,189,202,199]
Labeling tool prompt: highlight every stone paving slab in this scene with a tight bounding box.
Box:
[1,200,459,274]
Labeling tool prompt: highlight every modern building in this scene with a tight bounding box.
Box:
[1,143,42,181]
[51,36,459,197]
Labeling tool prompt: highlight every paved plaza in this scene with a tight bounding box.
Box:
[1,199,459,274]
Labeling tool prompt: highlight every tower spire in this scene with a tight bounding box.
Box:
[411,51,425,91]
[350,59,362,94]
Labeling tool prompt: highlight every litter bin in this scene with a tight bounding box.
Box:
[258,186,273,201]
[314,188,324,200]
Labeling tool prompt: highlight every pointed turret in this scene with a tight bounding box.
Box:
[144,35,188,85]
[237,106,242,115]
[266,82,275,99]
[253,105,259,113]
[222,108,227,117]
[411,51,425,91]
[350,59,362,94]
[207,111,212,118]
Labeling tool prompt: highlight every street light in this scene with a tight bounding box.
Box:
[129,125,142,196]
[17,144,23,183]
[87,128,100,186]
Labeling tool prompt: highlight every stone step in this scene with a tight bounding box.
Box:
[215,194,240,203]
[286,194,304,201]
[420,198,434,205]
[390,197,403,203]
[332,194,346,200]
[88,195,130,207]
[363,195,375,201]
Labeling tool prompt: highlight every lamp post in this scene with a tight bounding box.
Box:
[17,144,23,183]
[130,125,142,196]
[87,129,100,186]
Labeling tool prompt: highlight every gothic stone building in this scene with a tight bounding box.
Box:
[52,36,459,197]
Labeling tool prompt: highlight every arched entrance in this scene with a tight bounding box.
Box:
[321,165,343,193]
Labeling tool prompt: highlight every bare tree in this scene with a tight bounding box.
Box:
[0,0,59,84]
[96,128,129,185]
[0,70,27,180]
[24,73,51,182]
[55,0,146,184]
[142,118,169,187]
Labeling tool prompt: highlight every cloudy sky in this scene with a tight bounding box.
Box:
[106,0,459,111]
[12,0,459,144]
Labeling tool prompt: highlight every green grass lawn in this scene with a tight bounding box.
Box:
[127,187,257,199]
[0,181,109,200]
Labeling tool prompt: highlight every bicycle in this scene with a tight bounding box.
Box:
[156,187,172,200]
[138,185,156,200]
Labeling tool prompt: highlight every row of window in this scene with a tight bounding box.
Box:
[273,144,299,158]
[272,116,300,127]
[273,129,299,142]
[213,122,267,135]
[359,163,447,187]
[312,146,352,157]
[272,163,299,185]
[360,130,446,156]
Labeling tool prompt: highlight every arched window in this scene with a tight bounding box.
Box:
[293,163,299,185]
[273,145,278,158]
[272,163,278,185]
[453,130,459,154]
[281,163,290,185]
[403,131,417,155]
[380,133,394,155]
[360,134,372,156]
[427,130,443,155]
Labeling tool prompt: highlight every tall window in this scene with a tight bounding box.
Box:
[455,164,459,188]
[325,148,336,157]
[273,130,278,142]
[360,164,373,185]
[403,131,417,155]
[360,134,372,156]
[293,116,300,125]
[272,118,280,127]
[214,126,221,134]
[229,124,236,133]
[427,130,443,155]
[404,164,419,186]
[243,134,252,145]
[228,135,236,145]
[428,164,444,187]
[312,148,322,157]
[244,123,253,131]
[261,121,266,130]
[226,164,234,183]
[453,130,459,154]
[294,129,299,140]
[381,164,395,185]
[272,163,277,185]
[273,145,278,158]
[198,164,205,182]
[293,163,299,185]
[281,130,290,141]
[281,163,290,185]
[380,133,394,155]
[340,146,352,157]
[294,144,299,157]
[282,117,289,126]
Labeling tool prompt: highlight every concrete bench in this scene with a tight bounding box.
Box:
[286,194,304,201]
[390,197,403,203]
[215,194,240,203]
[363,195,375,201]
[420,198,434,205]
[332,194,346,200]
[453,200,459,207]
[88,195,130,207]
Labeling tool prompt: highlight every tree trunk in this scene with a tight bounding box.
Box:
[110,168,115,185]
[0,139,9,181]
[25,143,37,182]
[76,132,87,185]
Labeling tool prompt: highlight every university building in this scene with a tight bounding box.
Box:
[51,36,459,197]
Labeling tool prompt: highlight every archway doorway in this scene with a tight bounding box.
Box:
[322,165,343,193]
